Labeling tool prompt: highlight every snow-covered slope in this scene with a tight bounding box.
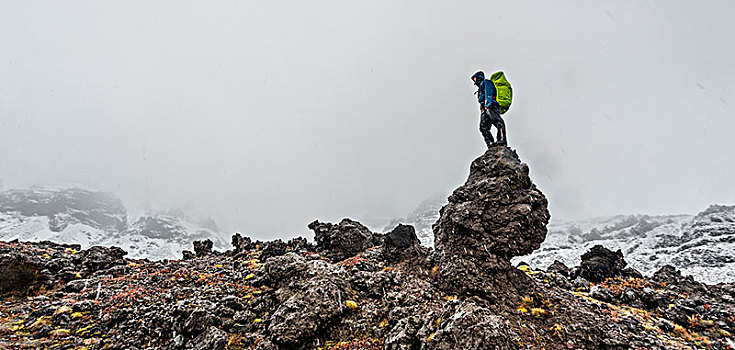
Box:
[0,187,228,260]
[106,214,228,260]
[390,196,735,284]
[514,205,735,284]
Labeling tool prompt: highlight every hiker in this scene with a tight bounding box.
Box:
[471,71,507,148]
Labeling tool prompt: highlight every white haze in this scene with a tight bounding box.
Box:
[1,1,734,239]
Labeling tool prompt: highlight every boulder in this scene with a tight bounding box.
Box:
[231,233,254,252]
[0,254,41,295]
[81,246,127,272]
[193,239,213,257]
[576,245,626,283]
[423,301,518,350]
[652,265,708,294]
[309,219,377,263]
[381,224,425,263]
[547,260,571,277]
[260,239,287,260]
[267,275,348,348]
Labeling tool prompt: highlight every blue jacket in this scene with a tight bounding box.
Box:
[471,71,496,108]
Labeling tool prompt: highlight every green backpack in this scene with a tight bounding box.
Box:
[490,71,513,115]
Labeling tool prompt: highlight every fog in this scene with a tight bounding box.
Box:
[2,1,734,239]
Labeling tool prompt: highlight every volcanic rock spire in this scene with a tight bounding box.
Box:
[433,146,550,303]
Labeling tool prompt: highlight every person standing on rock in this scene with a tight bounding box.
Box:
[471,71,507,148]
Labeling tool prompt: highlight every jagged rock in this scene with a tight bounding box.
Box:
[350,270,396,298]
[260,239,287,260]
[573,276,591,292]
[652,265,708,294]
[423,301,517,350]
[385,315,422,350]
[590,285,614,302]
[0,254,41,295]
[433,147,549,301]
[309,218,377,263]
[381,224,425,263]
[576,245,627,283]
[231,233,254,253]
[287,237,312,252]
[268,275,348,348]
[81,246,127,272]
[264,253,310,289]
[193,239,213,257]
[180,308,220,335]
[192,326,227,350]
[182,250,195,260]
[547,260,571,277]
[64,279,89,293]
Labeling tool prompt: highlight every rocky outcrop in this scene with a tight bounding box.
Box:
[81,245,127,272]
[0,254,41,295]
[380,224,425,264]
[309,218,378,263]
[574,245,628,282]
[433,146,550,302]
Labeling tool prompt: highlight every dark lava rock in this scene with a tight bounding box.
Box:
[590,285,614,303]
[193,239,213,257]
[231,233,254,252]
[180,308,220,335]
[424,301,518,350]
[381,224,425,263]
[433,147,550,302]
[192,326,227,350]
[267,260,350,348]
[0,254,41,295]
[64,279,90,293]
[81,246,127,272]
[576,245,627,283]
[286,237,312,252]
[384,315,422,350]
[260,239,287,260]
[652,265,708,294]
[547,260,571,277]
[309,218,377,263]
[264,252,310,289]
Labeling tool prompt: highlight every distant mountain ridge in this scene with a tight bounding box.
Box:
[0,186,228,260]
[393,195,735,284]
[517,205,735,284]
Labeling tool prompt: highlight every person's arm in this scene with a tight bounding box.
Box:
[484,81,495,108]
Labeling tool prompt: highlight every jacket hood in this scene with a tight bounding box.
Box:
[471,71,485,85]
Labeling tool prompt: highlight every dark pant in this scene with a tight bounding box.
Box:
[479,105,506,147]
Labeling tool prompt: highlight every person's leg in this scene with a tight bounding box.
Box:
[479,111,494,147]
[495,118,506,144]
[488,107,507,145]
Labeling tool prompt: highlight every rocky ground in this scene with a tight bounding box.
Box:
[1,146,734,349]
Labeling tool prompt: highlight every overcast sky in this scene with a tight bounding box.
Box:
[1,1,734,240]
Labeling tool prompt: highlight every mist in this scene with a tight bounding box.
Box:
[2,1,734,240]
